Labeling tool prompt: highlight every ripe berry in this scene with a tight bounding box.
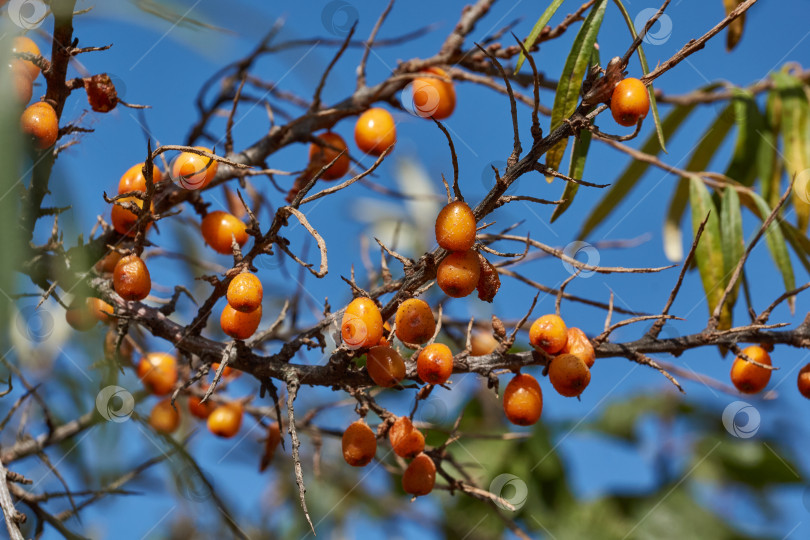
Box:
[471,330,498,356]
[610,77,649,127]
[309,132,350,180]
[260,422,282,472]
[341,297,384,349]
[220,303,262,340]
[730,345,772,394]
[476,254,501,303]
[188,394,216,420]
[435,200,476,252]
[354,107,396,156]
[88,297,114,324]
[94,250,122,274]
[366,345,406,387]
[65,298,98,332]
[149,399,181,434]
[503,373,543,426]
[207,402,244,438]
[410,67,456,120]
[118,162,164,194]
[417,343,453,385]
[529,314,568,354]
[342,420,376,467]
[20,101,58,149]
[798,364,810,399]
[402,452,436,496]
[11,36,41,81]
[560,327,595,368]
[388,416,426,458]
[226,272,263,313]
[137,353,178,396]
[437,249,480,298]
[113,254,151,302]
[171,147,218,189]
[104,328,134,365]
[9,64,32,104]
[394,298,435,345]
[548,353,591,397]
[201,211,248,255]
[111,196,151,237]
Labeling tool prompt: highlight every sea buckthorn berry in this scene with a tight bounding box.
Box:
[84,73,118,113]
[410,67,456,120]
[476,254,500,303]
[503,373,543,426]
[342,420,377,467]
[560,327,595,368]
[610,77,649,127]
[260,422,282,472]
[341,297,384,349]
[394,298,435,345]
[354,107,396,156]
[389,416,425,458]
[207,402,244,438]
[309,132,350,180]
[88,297,114,324]
[730,345,772,394]
[9,65,32,104]
[117,162,164,194]
[471,330,498,356]
[111,196,151,238]
[149,399,181,434]
[529,314,568,354]
[220,303,262,340]
[366,346,406,387]
[798,364,810,399]
[94,250,122,274]
[436,249,481,298]
[188,394,216,420]
[226,272,263,313]
[171,147,218,189]
[378,321,393,347]
[104,329,134,365]
[65,298,97,332]
[402,452,436,497]
[20,101,58,149]
[548,353,591,397]
[201,211,248,255]
[12,36,41,81]
[435,201,476,252]
[137,353,178,396]
[113,254,151,302]
[417,343,453,385]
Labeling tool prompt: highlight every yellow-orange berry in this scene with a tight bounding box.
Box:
[111,196,151,238]
[260,422,282,472]
[171,147,218,190]
[366,345,406,387]
[548,353,591,397]
[436,250,480,298]
[309,132,350,180]
[471,330,498,356]
[201,211,248,255]
[389,416,425,458]
[341,297,384,349]
[394,298,435,345]
[354,107,396,156]
[220,303,262,340]
[503,373,543,426]
[188,394,216,420]
[149,399,181,434]
[20,101,57,149]
[207,402,244,438]
[118,162,164,194]
[402,452,436,496]
[9,64,32,104]
[137,353,178,396]
[610,77,649,127]
[342,420,377,467]
[435,201,476,252]
[410,67,456,120]
[113,254,151,302]
[65,298,97,332]
[226,272,263,313]
[730,345,772,394]
[12,36,41,81]
[88,297,114,324]
[94,250,123,274]
[798,364,810,399]
[417,343,453,385]
[529,314,567,354]
[560,327,594,368]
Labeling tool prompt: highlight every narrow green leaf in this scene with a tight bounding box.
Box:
[720,186,744,314]
[758,89,782,207]
[551,130,592,222]
[723,0,746,51]
[724,89,764,186]
[545,0,608,177]
[515,0,567,73]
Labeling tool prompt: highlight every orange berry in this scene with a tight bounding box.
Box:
[117,162,164,194]
[341,297,384,349]
[354,107,396,156]
[220,303,262,340]
[378,321,393,347]
[342,420,377,467]
[798,364,810,399]
[470,330,498,356]
[435,200,476,253]
[88,297,114,324]
[12,36,41,81]
[137,353,178,396]
[402,452,436,496]
[9,64,32,104]
[226,272,263,313]
[417,343,453,385]
[529,314,568,354]
[560,327,595,368]
[436,249,480,298]
[111,196,151,238]
[388,415,414,448]
[309,132,350,180]
[548,353,591,397]
[207,402,244,438]
[65,298,97,332]
[188,395,216,420]
[94,250,123,274]
[260,422,282,472]
[394,298,435,345]
[20,101,57,149]
[201,211,248,255]
[171,147,218,189]
[388,416,425,459]
[149,399,181,434]
[366,345,406,387]
[410,67,456,120]
[113,254,151,302]
[503,373,543,426]
[610,77,649,127]
[104,328,134,365]
[730,345,772,394]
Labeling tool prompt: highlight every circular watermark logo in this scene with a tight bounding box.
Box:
[318,320,342,364]
[400,79,441,119]
[562,241,600,278]
[8,0,47,29]
[321,1,358,37]
[340,313,368,351]
[175,464,213,502]
[414,396,450,425]
[634,8,673,46]
[722,401,760,439]
[96,386,135,423]
[489,474,528,512]
[256,251,283,270]
[14,303,55,343]
[168,153,211,190]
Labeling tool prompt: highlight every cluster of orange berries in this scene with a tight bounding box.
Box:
[8,36,59,150]
[221,271,263,340]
